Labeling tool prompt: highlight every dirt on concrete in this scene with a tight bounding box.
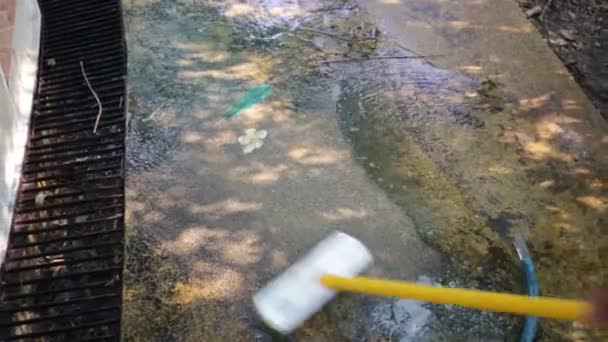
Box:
[122,0,608,340]
[515,0,608,117]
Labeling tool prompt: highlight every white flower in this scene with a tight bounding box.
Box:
[237,128,268,154]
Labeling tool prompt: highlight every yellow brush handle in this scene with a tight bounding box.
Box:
[321,274,592,321]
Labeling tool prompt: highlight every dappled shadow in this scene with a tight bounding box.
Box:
[334,63,607,341]
[359,0,599,115]
[328,1,608,337]
[122,0,608,340]
[333,45,608,342]
[122,0,444,341]
[492,90,608,339]
[362,0,608,297]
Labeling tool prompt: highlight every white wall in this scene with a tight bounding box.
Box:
[0,0,40,265]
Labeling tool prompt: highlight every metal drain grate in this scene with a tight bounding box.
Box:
[0,0,127,340]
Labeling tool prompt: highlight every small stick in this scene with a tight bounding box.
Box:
[119,96,123,109]
[318,55,440,64]
[386,38,425,57]
[293,34,315,44]
[142,106,161,122]
[312,5,358,12]
[299,26,353,42]
[540,0,554,18]
[80,61,103,133]
[213,117,226,127]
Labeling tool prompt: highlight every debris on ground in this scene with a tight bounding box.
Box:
[34,191,51,207]
[525,5,542,18]
[515,0,608,116]
[123,0,607,340]
[223,84,273,120]
[237,128,268,154]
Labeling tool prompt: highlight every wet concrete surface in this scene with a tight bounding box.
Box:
[123,0,607,340]
[353,1,608,339]
[123,1,445,340]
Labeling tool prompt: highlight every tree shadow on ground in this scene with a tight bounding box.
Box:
[122,1,436,341]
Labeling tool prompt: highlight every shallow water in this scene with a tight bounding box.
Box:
[123,0,607,340]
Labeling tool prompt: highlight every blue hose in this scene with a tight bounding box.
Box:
[519,254,539,342]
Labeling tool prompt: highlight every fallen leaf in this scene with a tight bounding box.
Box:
[559,29,575,41]
[548,36,568,47]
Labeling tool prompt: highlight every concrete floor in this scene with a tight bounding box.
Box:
[122,0,607,340]
[357,1,608,339]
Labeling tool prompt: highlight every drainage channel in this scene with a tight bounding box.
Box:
[0,0,126,340]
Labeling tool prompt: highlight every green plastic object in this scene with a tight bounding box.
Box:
[224,84,272,119]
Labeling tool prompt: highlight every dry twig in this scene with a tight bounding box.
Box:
[299,26,354,42]
[80,61,103,133]
[540,0,554,18]
[318,55,440,64]
[293,34,315,44]
[142,106,161,122]
[386,38,426,57]
[312,5,358,12]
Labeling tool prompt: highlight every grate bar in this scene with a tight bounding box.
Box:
[28,132,123,151]
[6,241,122,263]
[6,318,120,340]
[0,305,119,326]
[4,254,118,274]
[1,267,123,288]
[13,214,122,234]
[9,228,122,249]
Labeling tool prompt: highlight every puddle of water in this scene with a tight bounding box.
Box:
[127,97,181,172]
[332,36,608,341]
[123,0,607,340]
[335,72,501,263]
